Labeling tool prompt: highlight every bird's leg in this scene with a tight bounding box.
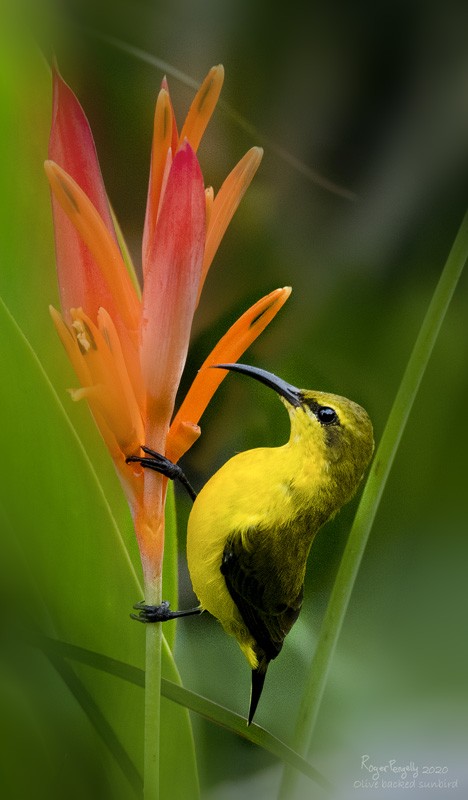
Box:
[126,446,197,501]
[131,601,202,623]
[126,447,201,623]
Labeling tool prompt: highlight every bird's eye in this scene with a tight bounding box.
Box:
[317,406,338,425]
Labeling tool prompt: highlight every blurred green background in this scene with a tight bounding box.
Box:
[1,0,467,798]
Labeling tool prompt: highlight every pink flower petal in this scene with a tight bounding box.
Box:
[141,141,206,436]
[48,69,120,322]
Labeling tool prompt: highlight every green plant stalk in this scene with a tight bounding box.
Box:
[38,635,328,789]
[278,209,468,800]
[143,575,162,800]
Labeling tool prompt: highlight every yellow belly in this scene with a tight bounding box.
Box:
[186,454,259,666]
[186,444,319,668]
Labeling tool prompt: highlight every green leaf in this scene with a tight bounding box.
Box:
[0,28,198,798]
[0,291,147,794]
[278,212,468,799]
[38,635,329,791]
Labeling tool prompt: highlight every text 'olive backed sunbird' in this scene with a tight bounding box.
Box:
[127,364,374,724]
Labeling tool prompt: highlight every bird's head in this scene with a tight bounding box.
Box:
[214,363,374,492]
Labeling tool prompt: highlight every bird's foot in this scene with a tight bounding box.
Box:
[131,600,202,623]
[126,447,197,501]
[126,448,182,480]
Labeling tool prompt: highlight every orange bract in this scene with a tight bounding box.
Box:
[47,65,290,575]
[167,287,291,462]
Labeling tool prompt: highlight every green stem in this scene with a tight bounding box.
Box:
[143,574,162,800]
[278,210,468,800]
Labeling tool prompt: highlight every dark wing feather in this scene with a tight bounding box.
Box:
[221,533,303,663]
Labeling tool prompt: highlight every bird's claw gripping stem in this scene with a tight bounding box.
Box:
[126,447,197,501]
[127,448,200,622]
[131,600,202,623]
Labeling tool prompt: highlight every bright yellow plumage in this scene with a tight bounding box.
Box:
[187,384,374,684]
[128,364,374,723]
[187,445,303,668]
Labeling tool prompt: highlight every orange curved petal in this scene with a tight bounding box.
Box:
[161,76,179,153]
[205,186,214,231]
[142,88,173,271]
[178,65,224,152]
[166,287,291,462]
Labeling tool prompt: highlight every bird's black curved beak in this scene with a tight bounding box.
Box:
[213,363,302,407]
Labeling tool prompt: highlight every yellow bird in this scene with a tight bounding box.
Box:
[127,363,374,723]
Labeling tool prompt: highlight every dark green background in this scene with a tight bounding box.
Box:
[1,1,467,798]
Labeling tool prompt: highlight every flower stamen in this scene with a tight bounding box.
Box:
[72,317,96,353]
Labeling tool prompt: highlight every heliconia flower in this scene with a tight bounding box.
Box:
[46,66,290,585]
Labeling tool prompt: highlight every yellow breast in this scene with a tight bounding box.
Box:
[186,442,326,667]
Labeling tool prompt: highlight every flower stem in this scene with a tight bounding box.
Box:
[278,209,468,800]
[143,573,162,800]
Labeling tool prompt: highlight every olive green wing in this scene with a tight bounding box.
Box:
[220,532,303,663]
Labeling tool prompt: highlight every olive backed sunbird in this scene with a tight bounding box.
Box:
[127,363,374,724]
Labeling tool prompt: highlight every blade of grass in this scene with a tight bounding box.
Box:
[278,208,468,799]
[37,635,330,791]
[161,676,330,792]
[1,295,196,797]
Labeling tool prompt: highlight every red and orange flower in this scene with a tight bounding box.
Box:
[46,65,290,589]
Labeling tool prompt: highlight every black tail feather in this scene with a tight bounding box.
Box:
[248,667,268,725]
